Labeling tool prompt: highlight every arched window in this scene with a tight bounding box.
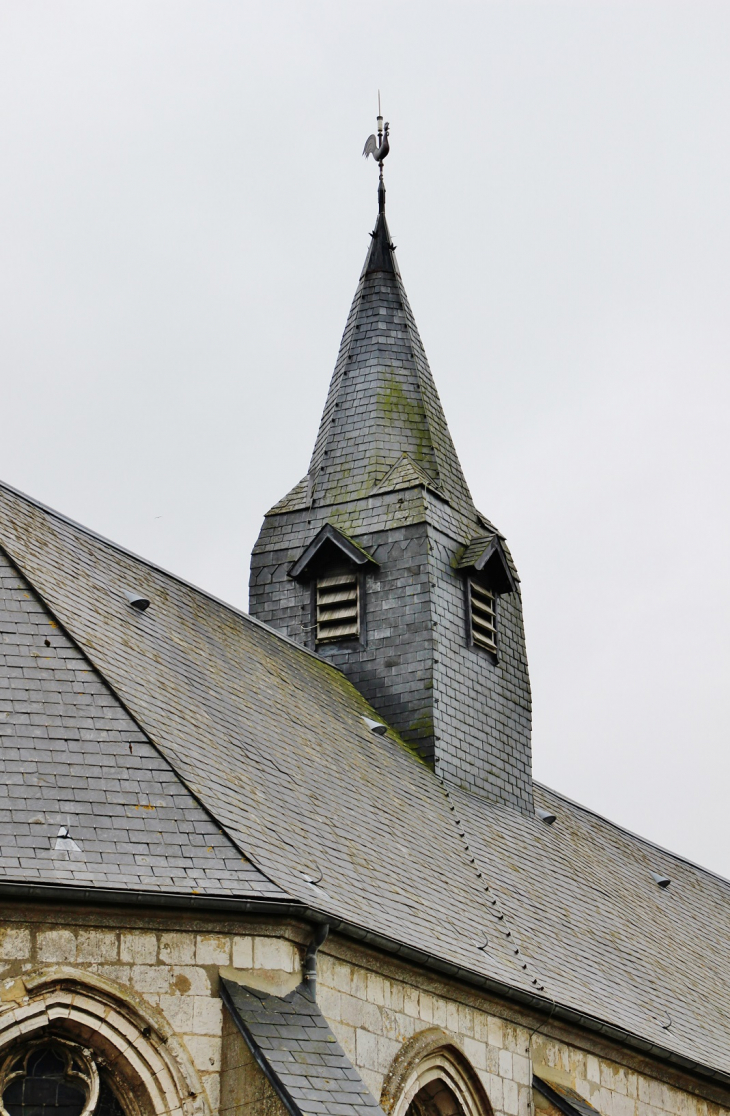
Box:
[381,1028,493,1116]
[0,1039,126,1116]
[0,968,211,1116]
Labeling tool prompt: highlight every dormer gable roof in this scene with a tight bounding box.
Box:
[456,533,518,594]
[288,523,378,581]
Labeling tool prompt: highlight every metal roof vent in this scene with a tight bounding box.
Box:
[536,808,557,825]
[363,717,387,736]
[54,826,81,854]
[650,872,671,888]
[125,591,150,611]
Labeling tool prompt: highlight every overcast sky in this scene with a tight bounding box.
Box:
[1,2,729,877]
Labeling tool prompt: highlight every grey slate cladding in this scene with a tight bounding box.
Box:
[0,547,282,898]
[251,206,532,811]
[1,483,730,1078]
[221,978,384,1116]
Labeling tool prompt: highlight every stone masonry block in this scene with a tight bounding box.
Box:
[503,1078,519,1116]
[120,933,158,964]
[76,930,118,963]
[159,933,195,965]
[196,934,230,966]
[37,930,76,963]
[462,1037,487,1072]
[231,936,253,969]
[192,996,223,1035]
[252,937,298,972]
[356,1027,380,1072]
[184,1034,221,1073]
[0,928,31,960]
[131,965,170,995]
[158,994,194,1032]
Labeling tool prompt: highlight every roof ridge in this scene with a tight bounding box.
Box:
[535,780,730,888]
[0,478,336,671]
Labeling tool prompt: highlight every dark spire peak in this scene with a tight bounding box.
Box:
[364,211,396,275]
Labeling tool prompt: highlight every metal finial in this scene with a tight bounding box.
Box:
[362,96,390,211]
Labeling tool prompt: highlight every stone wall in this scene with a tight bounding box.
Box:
[0,914,727,1116]
[316,949,533,1114]
[219,1009,286,1116]
[531,1034,724,1116]
[0,912,300,1116]
[314,948,729,1116]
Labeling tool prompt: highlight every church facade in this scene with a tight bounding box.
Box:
[0,180,728,1116]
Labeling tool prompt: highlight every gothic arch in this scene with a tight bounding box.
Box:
[0,968,210,1116]
[381,1027,493,1116]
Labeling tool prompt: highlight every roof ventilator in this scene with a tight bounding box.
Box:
[54,826,81,854]
[536,808,557,825]
[650,872,671,888]
[363,717,387,736]
[125,591,150,612]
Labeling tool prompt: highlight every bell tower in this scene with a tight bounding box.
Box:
[249,126,533,812]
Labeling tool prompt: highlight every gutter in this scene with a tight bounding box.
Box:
[0,879,307,916]
[2,880,729,1094]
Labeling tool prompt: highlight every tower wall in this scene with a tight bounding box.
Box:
[428,525,533,810]
[250,512,533,811]
[250,516,438,763]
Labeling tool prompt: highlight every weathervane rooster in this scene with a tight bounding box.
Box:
[363,95,390,213]
[362,120,390,165]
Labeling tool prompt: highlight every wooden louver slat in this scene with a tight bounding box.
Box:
[316,573,359,642]
[470,579,496,651]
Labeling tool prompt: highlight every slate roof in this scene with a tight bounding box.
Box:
[457,536,498,569]
[221,977,385,1116]
[1,480,730,1085]
[286,212,476,519]
[0,546,284,900]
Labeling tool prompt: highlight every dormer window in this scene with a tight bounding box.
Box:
[316,573,360,643]
[288,523,378,648]
[457,533,518,658]
[469,579,497,653]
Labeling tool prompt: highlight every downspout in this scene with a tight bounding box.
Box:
[303,922,329,999]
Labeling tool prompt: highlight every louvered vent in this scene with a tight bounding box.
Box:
[316,574,360,643]
[470,578,497,652]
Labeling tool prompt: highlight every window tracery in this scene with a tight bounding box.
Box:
[0,968,209,1116]
[0,1039,125,1116]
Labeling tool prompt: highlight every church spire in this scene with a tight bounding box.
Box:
[305,133,475,521]
[250,123,533,815]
